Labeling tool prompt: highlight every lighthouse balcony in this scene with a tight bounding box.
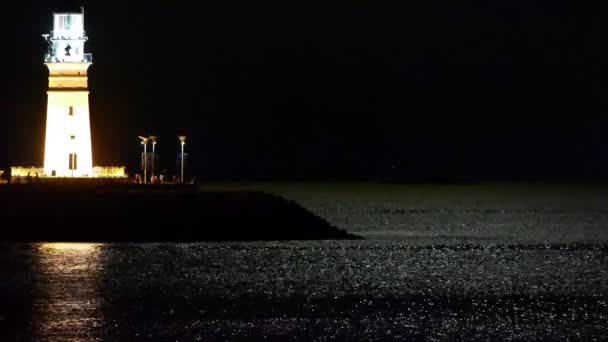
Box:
[48,30,88,39]
[45,53,93,63]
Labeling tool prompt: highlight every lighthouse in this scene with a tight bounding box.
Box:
[9,8,125,179]
[42,8,93,177]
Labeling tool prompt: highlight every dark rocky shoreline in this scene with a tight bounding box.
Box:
[0,183,359,242]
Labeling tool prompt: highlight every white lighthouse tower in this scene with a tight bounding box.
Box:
[42,8,93,177]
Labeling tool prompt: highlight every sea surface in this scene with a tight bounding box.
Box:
[1,183,608,340]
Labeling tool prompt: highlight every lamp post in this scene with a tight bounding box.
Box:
[149,136,157,182]
[138,136,149,183]
[178,136,186,183]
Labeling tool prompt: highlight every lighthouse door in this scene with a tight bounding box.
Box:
[69,153,78,170]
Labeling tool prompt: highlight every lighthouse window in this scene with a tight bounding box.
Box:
[60,15,72,30]
[69,106,74,116]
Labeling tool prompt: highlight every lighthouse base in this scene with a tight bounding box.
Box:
[10,166,126,178]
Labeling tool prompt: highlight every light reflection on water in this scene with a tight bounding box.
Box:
[40,243,101,251]
[0,240,603,340]
[32,242,104,340]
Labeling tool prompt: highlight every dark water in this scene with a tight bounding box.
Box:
[2,183,608,340]
[1,242,607,340]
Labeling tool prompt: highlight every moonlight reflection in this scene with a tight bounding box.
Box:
[33,243,104,340]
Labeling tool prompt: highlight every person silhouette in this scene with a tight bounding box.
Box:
[65,45,72,57]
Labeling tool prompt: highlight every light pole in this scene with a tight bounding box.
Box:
[138,136,149,183]
[70,135,75,177]
[178,136,186,183]
[149,136,157,181]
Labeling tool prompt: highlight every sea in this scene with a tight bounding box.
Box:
[1,182,607,340]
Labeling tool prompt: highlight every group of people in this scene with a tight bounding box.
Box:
[131,171,197,184]
[6,172,40,184]
[132,173,169,184]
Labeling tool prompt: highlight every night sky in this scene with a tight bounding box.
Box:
[1,1,608,181]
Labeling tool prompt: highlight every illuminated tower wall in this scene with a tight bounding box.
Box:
[43,9,93,177]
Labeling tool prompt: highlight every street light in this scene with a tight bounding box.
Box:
[178,136,186,183]
[149,136,157,181]
[138,136,149,183]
